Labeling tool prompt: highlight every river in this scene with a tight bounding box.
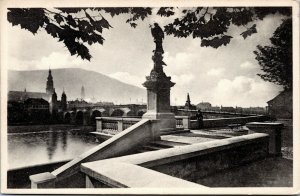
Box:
[7,126,99,169]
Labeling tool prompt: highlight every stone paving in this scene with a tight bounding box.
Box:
[161,127,249,144]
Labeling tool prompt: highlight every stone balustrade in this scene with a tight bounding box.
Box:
[96,117,141,135]
[175,115,269,130]
[175,116,191,130]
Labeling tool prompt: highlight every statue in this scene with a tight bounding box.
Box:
[150,23,167,75]
[151,23,164,54]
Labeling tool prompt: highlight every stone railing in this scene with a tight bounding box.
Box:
[30,119,160,188]
[96,117,141,135]
[175,116,191,130]
[175,117,183,129]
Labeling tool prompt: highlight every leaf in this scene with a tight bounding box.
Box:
[157,7,175,17]
[201,35,233,48]
[45,23,61,38]
[78,20,93,33]
[7,8,45,34]
[240,24,257,39]
[56,8,84,13]
[54,14,63,24]
[130,23,137,28]
[85,11,94,23]
[100,8,130,17]
[75,42,92,60]
[92,20,103,33]
[231,8,254,26]
[66,15,76,27]
[99,17,111,29]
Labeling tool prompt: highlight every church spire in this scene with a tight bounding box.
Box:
[81,85,85,100]
[46,68,55,95]
[187,93,190,103]
[185,93,192,109]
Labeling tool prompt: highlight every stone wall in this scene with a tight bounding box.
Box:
[7,160,70,188]
[81,133,270,188]
[151,137,268,182]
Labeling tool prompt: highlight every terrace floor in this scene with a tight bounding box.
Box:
[161,127,249,144]
[161,125,293,187]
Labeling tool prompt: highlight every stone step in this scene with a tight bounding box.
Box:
[160,129,190,135]
[142,145,166,151]
[136,148,151,153]
[150,140,189,148]
[90,132,113,140]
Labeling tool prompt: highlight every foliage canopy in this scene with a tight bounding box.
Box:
[7,7,291,61]
[254,18,292,90]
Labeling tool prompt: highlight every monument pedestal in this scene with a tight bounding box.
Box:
[142,69,176,134]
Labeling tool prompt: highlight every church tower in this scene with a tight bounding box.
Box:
[46,68,55,95]
[81,85,85,100]
[61,89,67,111]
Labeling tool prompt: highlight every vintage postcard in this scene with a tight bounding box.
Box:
[1,0,299,194]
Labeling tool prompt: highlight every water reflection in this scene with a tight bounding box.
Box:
[8,129,99,169]
[46,131,58,160]
[62,131,67,151]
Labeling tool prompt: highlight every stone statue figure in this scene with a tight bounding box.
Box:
[150,23,167,76]
[151,23,164,54]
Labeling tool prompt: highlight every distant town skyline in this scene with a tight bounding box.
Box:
[6,9,285,107]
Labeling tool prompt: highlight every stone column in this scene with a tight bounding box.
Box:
[182,116,191,130]
[142,70,176,133]
[117,120,123,132]
[96,117,102,132]
[143,23,176,134]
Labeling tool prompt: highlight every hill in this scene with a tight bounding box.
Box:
[8,68,146,104]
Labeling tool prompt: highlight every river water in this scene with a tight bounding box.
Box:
[8,128,99,169]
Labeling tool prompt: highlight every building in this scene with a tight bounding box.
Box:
[8,89,50,102]
[197,101,212,111]
[7,69,68,124]
[267,90,292,119]
[68,99,90,110]
[24,98,50,123]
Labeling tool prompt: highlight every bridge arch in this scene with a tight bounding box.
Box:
[64,112,71,123]
[111,109,125,117]
[75,110,84,125]
[137,110,146,117]
[90,110,102,124]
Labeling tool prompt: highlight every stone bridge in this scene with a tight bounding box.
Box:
[60,105,258,126]
[59,104,147,125]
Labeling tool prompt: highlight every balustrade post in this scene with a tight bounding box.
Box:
[96,118,102,132]
[182,116,191,130]
[246,122,283,156]
[118,120,123,132]
[30,172,56,188]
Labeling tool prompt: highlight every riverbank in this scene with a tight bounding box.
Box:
[7,124,95,134]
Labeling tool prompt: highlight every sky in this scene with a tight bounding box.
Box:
[6,8,285,107]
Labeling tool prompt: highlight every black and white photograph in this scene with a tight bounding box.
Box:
[0,0,299,194]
